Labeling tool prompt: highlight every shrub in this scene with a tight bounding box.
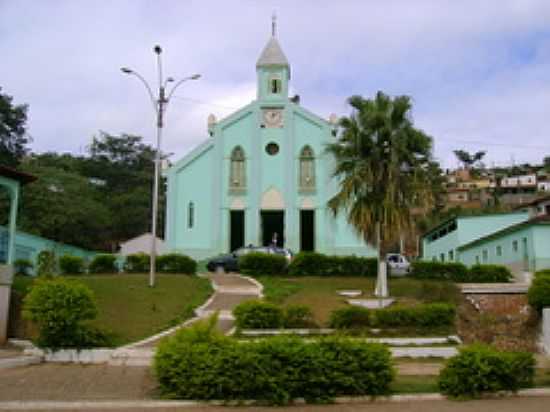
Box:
[154,322,394,404]
[59,255,86,275]
[36,250,56,276]
[288,252,377,277]
[527,270,550,312]
[438,344,535,398]
[238,252,287,276]
[373,303,455,328]
[88,254,117,274]
[410,261,468,281]
[283,304,316,328]
[467,264,513,283]
[14,259,33,276]
[22,278,109,349]
[124,253,150,273]
[156,253,196,274]
[233,300,284,329]
[329,306,371,329]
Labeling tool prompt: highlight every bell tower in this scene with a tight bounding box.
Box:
[256,14,290,101]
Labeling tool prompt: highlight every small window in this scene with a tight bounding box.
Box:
[449,250,454,261]
[230,146,246,190]
[482,249,488,263]
[476,255,480,264]
[299,145,316,190]
[512,240,518,252]
[440,253,445,262]
[270,78,281,94]
[496,246,502,257]
[188,202,194,228]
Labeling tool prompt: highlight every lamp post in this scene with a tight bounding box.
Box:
[122,45,200,287]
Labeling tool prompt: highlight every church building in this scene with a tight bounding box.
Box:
[164,22,376,260]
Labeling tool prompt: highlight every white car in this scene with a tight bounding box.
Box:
[386,254,411,276]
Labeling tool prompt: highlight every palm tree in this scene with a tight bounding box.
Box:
[453,150,486,169]
[326,92,436,297]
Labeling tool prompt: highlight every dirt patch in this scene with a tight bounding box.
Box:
[457,293,539,352]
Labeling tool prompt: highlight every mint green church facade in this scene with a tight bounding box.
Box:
[164,30,376,260]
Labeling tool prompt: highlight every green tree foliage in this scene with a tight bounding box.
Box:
[326,92,437,279]
[0,87,30,167]
[17,163,110,250]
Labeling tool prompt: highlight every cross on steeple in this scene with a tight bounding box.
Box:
[272,12,277,37]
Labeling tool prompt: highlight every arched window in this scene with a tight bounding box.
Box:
[229,146,246,192]
[269,75,282,94]
[299,146,315,191]
[188,202,194,228]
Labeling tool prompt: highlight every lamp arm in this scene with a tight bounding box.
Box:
[129,71,158,114]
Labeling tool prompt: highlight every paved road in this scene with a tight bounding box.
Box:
[3,397,550,412]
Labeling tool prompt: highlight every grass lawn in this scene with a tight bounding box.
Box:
[11,274,213,347]
[258,276,461,327]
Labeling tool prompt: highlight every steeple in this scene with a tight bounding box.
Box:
[256,14,290,100]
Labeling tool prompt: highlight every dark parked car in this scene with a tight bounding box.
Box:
[206,246,293,272]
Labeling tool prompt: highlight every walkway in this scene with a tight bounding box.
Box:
[130,273,261,349]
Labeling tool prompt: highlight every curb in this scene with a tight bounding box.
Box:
[1,388,550,410]
[0,355,42,369]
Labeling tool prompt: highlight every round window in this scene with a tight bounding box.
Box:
[265,142,279,156]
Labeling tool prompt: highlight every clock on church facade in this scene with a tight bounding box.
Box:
[163,20,377,260]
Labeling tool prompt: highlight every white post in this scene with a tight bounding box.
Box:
[542,308,550,355]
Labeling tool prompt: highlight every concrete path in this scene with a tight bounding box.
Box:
[130,273,261,349]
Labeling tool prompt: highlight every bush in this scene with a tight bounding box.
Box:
[527,270,550,312]
[373,303,455,328]
[156,253,196,274]
[59,255,86,275]
[438,344,535,398]
[467,264,513,283]
[238,252,287,276]
[14,259,33,276]
[88,254,117,274]
[410,261,468,281]
[36,250,56,276]
[233,300,284,329]
[411,261,512,283]
[283,304,316,328]
[154,320,394,404]
[22,278,110,349]
[329,306,372,329]
[288,252,377,277]
[124,253,150,273]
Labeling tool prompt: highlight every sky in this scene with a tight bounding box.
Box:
[1,0,550,168]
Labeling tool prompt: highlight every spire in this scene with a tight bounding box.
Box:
[272,12,277,37]
[256,14,289,69]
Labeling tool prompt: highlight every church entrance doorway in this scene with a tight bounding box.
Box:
[229,210,245,252]
[260,211,284,247]
[300,210,315,251]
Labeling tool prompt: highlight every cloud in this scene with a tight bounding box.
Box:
[1,0,550,168]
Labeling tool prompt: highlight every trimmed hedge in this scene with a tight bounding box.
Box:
[283,304,316,328]
[124,253,150,273]
[59,255,86,275]
[373,303,455,328]
[288,252,377,277]
[233,300,284,329]
[527,270,550,312]
[329,303,456,329]
[89,254,117,274]
[154,319,395,404]
[329,305,372,329]
[438,344,535,398]
[238,252,287,276]
[156,253,196,274]
[411,261,512,283]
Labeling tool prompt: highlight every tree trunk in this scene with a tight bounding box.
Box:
[374,221,389,298]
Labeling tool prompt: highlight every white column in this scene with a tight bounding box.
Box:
[542,308,550,355]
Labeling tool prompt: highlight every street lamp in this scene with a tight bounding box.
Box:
[122,45,200,287]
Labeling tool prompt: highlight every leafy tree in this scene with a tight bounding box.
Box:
[453,149,486,169]
[326,92,436,296]
[543,156,550,172]
[17,163,111,250]
[0,87,30,167]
